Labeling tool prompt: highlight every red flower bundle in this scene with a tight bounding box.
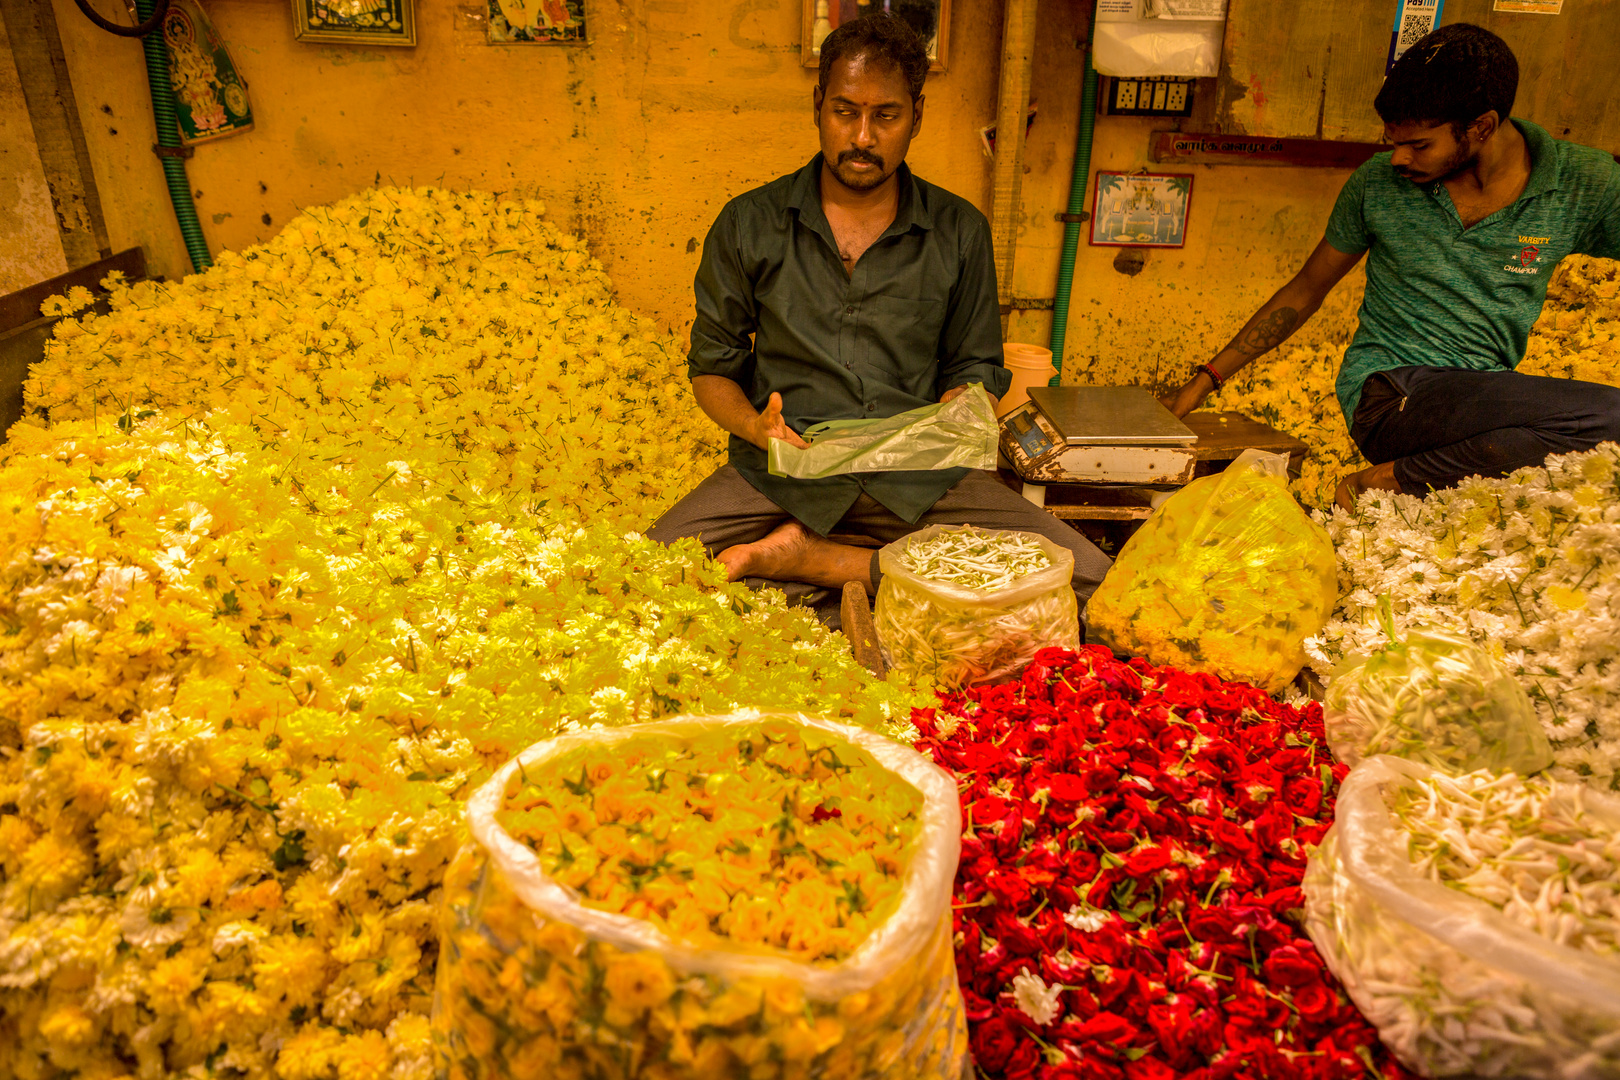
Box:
[914,646,1413,1080]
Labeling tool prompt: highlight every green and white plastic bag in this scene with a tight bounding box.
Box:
[768,384,997,479]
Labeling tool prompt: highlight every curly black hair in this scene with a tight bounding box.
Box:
[818,11,929,103]
[1374,23,1518,136]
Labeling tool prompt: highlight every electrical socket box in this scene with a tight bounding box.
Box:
[1101,76,1196,118]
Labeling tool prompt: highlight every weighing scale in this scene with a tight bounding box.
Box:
[999,386,1199,510]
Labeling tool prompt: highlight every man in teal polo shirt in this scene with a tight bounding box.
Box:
[1162,23,1620,510]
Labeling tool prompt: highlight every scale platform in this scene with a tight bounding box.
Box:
[1000,386,1198,487]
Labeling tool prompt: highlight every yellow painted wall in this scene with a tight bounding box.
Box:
[49,0,1363,371]
[1005,4,1365,384]
[0,9,68,294]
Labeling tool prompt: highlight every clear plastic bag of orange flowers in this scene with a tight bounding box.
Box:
[430,711,969,1080]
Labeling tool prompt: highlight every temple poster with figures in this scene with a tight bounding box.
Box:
[291,0,415,46]
[487,0,585,44]
[164,0,253,144]
[1088,171,1193,248]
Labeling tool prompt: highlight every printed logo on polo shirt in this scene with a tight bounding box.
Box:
[1504,240,1545,276]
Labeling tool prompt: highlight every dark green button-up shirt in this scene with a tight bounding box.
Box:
[688,154,1012,536]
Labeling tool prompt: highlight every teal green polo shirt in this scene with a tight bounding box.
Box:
[1326,119,1620,424]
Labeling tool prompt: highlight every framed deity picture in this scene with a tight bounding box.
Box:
[165,0,253,144]
[1089,171,1193,249]
[291,0,415,46]
[802,0,949,72]
[487,0,586,43]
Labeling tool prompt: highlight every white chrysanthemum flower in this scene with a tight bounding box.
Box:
[89,564,149,612]
[119,900,195,948]
[1010,969,1063,1025]
[212,921,268,954]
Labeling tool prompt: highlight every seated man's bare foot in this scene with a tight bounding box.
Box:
[717,520,875,591]
[717,520,813,582]
[1335,461,1401,513]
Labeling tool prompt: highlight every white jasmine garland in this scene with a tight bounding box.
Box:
[1310,445,1620,789]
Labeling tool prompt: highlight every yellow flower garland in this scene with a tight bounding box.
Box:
[0,188,933,1080]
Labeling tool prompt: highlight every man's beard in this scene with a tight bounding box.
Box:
[1396,140,1475,184]
[833,149,889,191]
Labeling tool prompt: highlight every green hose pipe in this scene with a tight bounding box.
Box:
[136,0,211,273]
[1047,17,1098,386]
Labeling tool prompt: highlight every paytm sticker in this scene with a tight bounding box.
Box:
[1386,0,1445,75]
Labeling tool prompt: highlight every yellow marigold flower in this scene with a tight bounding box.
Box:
[37,1002,96,1046]
[333,1029,393,1080]
[20,833,90,899]
[601,950,676,1016]
[275,1025,346,1080]
[147,953,205,1011]
[0,816,36,875]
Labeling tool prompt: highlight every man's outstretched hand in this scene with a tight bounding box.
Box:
[753,392,810,450]
[941,384,1001,412]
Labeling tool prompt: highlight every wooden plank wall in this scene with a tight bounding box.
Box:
[1219,0,1620,152]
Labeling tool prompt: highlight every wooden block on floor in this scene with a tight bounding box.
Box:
[840,581,888,678]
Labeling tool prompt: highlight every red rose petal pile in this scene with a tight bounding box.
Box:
[914,646,1414,1080]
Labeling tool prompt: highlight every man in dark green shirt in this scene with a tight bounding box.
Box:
[1162,24,1620,510]
[648,14,1110,613]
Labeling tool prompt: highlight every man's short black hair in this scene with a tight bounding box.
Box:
[1374,23,1518,136]
[818,12,929,104]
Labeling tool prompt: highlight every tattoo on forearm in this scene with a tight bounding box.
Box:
[1231,307,1299,359]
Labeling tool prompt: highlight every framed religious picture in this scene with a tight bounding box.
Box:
[1089,171,1194,249]
[487,0,585,43]
[165,0,253,144]
[802,0,949,72]
[291,0,415,46]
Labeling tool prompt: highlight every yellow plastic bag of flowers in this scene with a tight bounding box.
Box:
[1086,449,1338,693]
[873,524,1078,690]
[431,711,968,1080]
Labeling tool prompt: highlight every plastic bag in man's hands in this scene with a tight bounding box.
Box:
[431,710,969,1080]
[1085,448,1337,693]
[874,525,1078,690]
[1304,755,1620,1078]
[1323,597,1554,776]
[768,383,997,479]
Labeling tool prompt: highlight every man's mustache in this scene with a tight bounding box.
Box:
[838,150,884,168]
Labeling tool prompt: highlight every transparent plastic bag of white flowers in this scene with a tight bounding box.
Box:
[873,525,1077,690]
[1323,598,1554,778]
[1303,755,1620,1079]
[432,710,970,1080]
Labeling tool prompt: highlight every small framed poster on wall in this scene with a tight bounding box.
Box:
[291,0,415,46]
[488,0,585,43]
[1089,171,1193,249]
[802,0,949,72]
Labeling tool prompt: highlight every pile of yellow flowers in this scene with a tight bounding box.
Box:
[435,713,966,1080]
[1081,255,1620,507]
[0,188,931,1079]
[495,719,921,960]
